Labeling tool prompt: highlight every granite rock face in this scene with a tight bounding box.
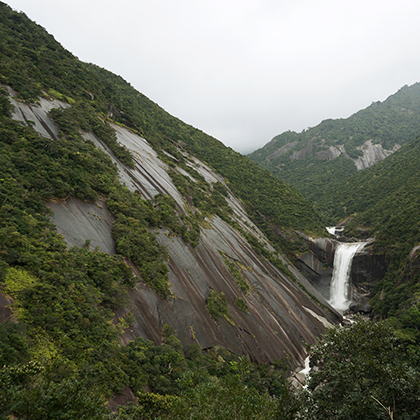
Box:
[353,140,401,170]
[297,235,388,315]
[348,244,388,314]
[295,236,338,301]
[9,92,340,367]
[0,293,13,323]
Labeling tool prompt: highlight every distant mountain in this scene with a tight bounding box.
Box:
[248,83,420,210]
[248,77,420,344]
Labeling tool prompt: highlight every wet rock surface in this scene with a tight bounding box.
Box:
[14,95,340,367]
[116,216,341,365]
[295,236,338,301]
[347,243,388,314]
[298,234,388,316]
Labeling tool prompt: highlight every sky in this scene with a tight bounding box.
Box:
[4,0,420,154]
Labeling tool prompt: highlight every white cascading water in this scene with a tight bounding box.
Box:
[329,242,367,312]
[327,226,344,237]
[326,226,336,235]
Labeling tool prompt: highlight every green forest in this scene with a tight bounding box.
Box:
[317,135,420,343]
[1,2,420,418]
[248,82,420,207]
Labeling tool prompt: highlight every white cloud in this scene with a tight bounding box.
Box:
[5,0,420,153]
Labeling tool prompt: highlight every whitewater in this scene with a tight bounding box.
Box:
[329,242,367,312]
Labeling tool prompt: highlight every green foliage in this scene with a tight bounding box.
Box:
[234,297,249,313]
[172,375,278,420]
[219,251,250,295]
[302,318,420,420]
[206,291,234,324]
[166,167,234,247]
[0,321,30,367]
[116,329,291,398]
[154,193,201,248]
[0,88,13,117]
[80,64,326,251]
[2,0,326,249]
[112,341,297,420]
[0,0,328,274]
[3,267,38,297]
[0,4,378,417]
[0,86,178,301]
[49,104,134,167]
[137,392,180,419]
[112,214,170,298]
[249,83,420,208]
[314,136,420,323]
[0,101,142,394]
[0,360,108,419]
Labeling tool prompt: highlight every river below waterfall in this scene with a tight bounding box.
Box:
[329,241,367,313]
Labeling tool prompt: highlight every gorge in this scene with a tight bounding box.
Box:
[1,2,420,418]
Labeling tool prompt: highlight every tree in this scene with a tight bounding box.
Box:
[301,318,420,420]
[0,361,108,420]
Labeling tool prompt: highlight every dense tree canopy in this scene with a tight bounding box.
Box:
[302,318,420,420]
[249,83,420,208]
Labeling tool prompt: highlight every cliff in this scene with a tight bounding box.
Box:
[6,86,339,368]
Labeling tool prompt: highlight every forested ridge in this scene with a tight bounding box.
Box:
[249,68,420,350]
[319,135,420,340]
[0,1,325,242]
[248,83,420,209]
[1,2,420,419]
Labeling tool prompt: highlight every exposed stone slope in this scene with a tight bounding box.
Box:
[9,93,340,366]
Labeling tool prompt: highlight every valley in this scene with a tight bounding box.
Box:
[1,2,420,418]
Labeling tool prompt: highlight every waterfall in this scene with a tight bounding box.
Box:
[327,226,344,237]
[326,226,336,235]
[329,242,366,312]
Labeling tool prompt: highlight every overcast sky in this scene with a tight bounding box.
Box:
[5,0,420,153]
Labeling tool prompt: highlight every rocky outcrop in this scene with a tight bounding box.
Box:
[353,140,401,170]
[46,198,116,254]
[295,236,338,302]
[12,93,340,367]
[8,87,69,141]
[348,243,388,314]
[290,142,314,161]
[266,141,298,160]
[0,293,13,323]
[316,145,342,161]
[297,139,400,169]
[114,218,340,365]
[108,387,137,412]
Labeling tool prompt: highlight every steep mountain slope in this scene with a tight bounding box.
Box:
[0,2,338,407]
[0,2,326,243]
[248,83,420,208]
